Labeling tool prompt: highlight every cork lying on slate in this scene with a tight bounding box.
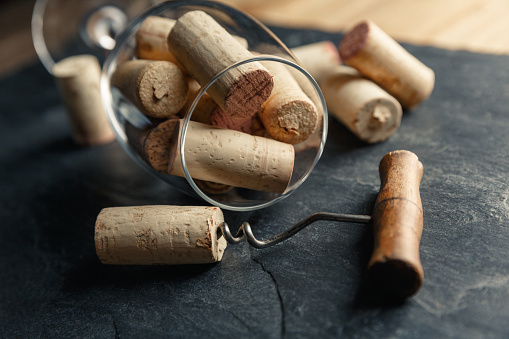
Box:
[321,66,402,143]
[111,60,188,118]
[52,55,115,146]
[167,10,274,118]
[95,205,227,265]
[339,20,435,109]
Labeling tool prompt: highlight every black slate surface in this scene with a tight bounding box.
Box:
[1,26,509,338]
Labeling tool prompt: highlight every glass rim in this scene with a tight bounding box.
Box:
[31,0,55,74]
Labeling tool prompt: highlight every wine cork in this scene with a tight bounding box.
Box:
[321,66,402,143]
[167,10,274,118]
[95,205,227,265]
[368,150,424,300]
[291,41,341,83]
[182,79,254,133]
[274,55,325,151]
[111,60,188,119]
[135,16,180,65]
[136,16,248,66]
[168,120,294,193]
[129,118,234,194]
[209,108,254,134]
[180,78,219,122]
[52,55,115,146]
[258,61,319,145]
[339,20,435,109]
[142,118,180,173]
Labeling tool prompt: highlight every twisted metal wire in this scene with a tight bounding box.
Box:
[219,212,372,249]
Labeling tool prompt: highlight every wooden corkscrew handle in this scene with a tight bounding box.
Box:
[367,150,424,300]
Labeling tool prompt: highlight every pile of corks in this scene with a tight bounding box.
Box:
[53,11,434,197]
[291,20,434,144]
[110,10,325,196]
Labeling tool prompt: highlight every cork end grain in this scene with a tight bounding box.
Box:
[206,206,227,262]
[137,61,189,118]
[225,68,274,118]
[94,209,115,264]
[339,21,435,109]
[355,99,402,143]
[143,118,180,173]
[368,104,391,129]
[262,98,318,145]
[167,10,274,119]
[338,21,370,61]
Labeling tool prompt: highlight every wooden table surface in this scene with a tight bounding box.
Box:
[1,0,509,78]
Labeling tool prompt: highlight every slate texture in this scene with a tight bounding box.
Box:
[0,27,508,338]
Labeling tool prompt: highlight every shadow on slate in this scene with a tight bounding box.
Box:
[0,26,508,338]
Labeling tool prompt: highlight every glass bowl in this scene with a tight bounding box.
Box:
[101,0,328,211]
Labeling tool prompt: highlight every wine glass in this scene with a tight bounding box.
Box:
[102,1,328,211]
[33,0,328,211]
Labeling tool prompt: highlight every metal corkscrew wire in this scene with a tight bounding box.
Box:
[219,212,373,249]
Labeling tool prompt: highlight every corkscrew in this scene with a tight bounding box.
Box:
[220,212,372,249]
[95,150,424,300]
